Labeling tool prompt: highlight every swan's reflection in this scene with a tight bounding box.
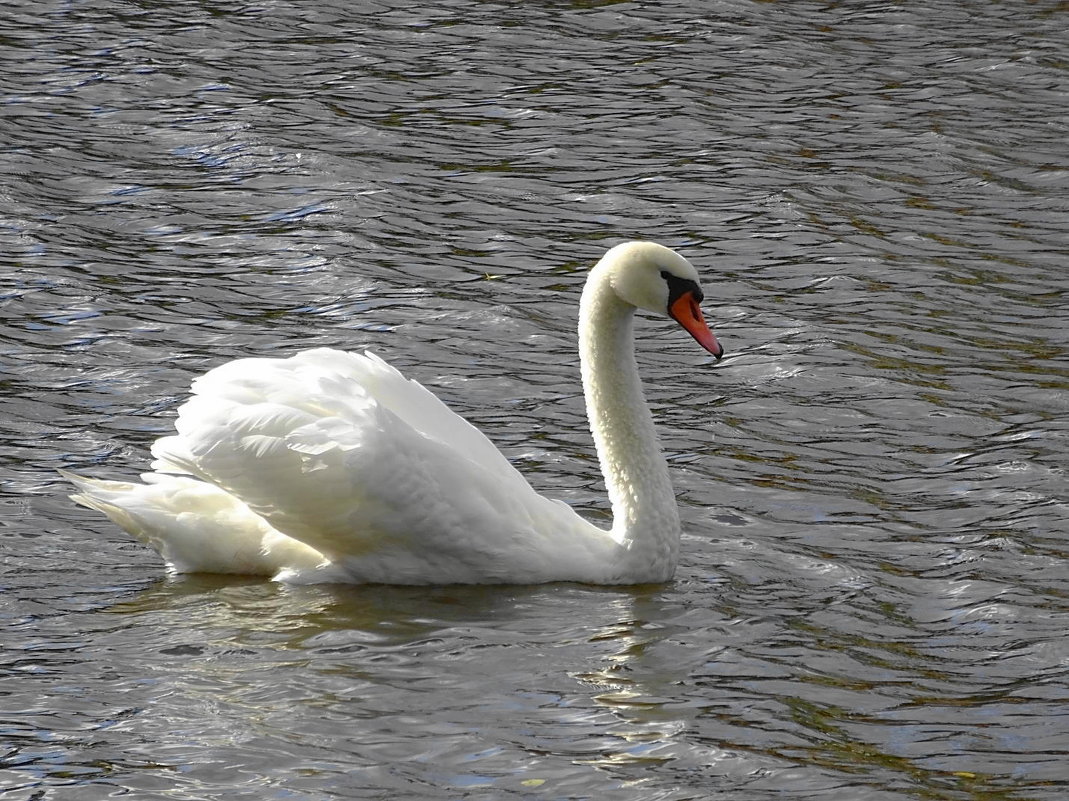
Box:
[568,586,754,779]
[106,574,555,646]
[96,576,767,792]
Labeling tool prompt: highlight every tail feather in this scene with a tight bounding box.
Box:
[58,469,325,577]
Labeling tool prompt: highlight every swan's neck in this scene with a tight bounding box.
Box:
[579,268,680,581]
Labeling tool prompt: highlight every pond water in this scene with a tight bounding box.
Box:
[2,1,1067,799]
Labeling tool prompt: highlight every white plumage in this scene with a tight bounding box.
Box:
[63,241,723,585]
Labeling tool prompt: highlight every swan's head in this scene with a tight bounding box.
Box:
[599,241,724,360]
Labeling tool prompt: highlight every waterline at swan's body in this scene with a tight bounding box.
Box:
[63,241,724,585]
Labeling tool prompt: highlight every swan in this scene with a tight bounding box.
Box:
[61,241,724,585]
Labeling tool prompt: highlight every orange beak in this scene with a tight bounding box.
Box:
[669,291,724,360]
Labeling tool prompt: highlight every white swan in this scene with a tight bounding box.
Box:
[61,241,724,585]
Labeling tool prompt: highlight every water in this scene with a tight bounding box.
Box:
[2,0,1067,798]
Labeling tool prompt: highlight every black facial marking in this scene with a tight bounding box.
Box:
[660,269,703,306]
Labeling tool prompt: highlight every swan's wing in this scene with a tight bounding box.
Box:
[152,348,523,484]
[60,470,326,576]
[148,349,608,583]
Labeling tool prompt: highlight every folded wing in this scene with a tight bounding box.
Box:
[145,348,608,584]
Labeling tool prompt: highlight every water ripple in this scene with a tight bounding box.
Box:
[2,0,1067,799]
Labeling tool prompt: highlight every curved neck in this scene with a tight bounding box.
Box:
[579,266,680,580]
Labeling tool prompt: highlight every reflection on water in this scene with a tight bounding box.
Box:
[3,0,1068,798]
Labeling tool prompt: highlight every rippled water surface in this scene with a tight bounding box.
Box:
[3,1,1068,799]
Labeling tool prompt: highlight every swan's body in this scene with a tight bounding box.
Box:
[63,242,723,585]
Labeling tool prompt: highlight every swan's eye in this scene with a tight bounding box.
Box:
[661,271,703,307]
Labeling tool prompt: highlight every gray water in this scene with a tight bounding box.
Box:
[2,1,1068,799]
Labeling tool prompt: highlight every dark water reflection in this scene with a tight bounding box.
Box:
[2,0,1068,799]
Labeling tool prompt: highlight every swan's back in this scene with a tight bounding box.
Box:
[143,348,617,584]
